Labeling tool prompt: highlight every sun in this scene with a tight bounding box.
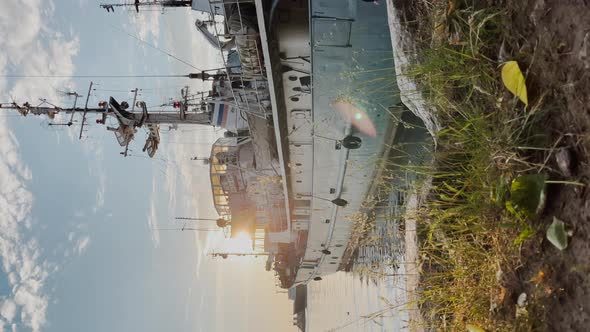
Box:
[224,232,253,253]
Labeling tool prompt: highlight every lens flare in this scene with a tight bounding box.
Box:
[330,99,377,137]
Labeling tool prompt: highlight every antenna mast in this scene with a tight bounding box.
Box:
[209,252,269,259]
[100,1,192,13]
[78,82,94,139]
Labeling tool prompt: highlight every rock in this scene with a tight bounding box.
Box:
[517,292,528,307]
[555,148,576,177]
[547,216,568,250]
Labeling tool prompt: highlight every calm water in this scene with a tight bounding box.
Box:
[306,111,432,332]
[306,222,408,332]
[306,190,408,332]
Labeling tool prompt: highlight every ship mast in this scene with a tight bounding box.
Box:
[209,252,269,259]
[0,85,213,158]
[100,0,192,12]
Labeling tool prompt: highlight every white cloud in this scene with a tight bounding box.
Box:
[131,9,160,47]
[0,1,80,331]
[65,232,91,257]
[157,126,222,278]
[147,180,161,248]
[0,300,17,322]
[0,0,79,102]
[0,115,50,332]
[93,173,106,213]
[74,236,90,256]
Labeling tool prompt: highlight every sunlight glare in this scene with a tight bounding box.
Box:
[224,231,253,253]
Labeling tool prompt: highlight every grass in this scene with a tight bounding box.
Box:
[406,1,554,330]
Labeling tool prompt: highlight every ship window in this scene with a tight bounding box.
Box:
[299,76,311,87]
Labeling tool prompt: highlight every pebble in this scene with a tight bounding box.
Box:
[555,148,576,177]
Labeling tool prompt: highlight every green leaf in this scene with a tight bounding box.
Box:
[546,217,568,250]
[514,225,535,245]
[491,176,509,206]
[466,324,486,332]
[501,61,528,105]
[506,174,547,218]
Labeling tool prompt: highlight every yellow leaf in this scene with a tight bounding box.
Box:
[501,61,528,105]
[466,324,486,332]
[529,270,545,284]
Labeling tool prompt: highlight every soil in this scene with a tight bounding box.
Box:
[503,1,590,331]
[391,0,590,330]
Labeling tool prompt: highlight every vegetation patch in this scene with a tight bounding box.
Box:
[402,0,584,330]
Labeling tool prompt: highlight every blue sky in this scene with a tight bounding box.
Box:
[0,1,295,331]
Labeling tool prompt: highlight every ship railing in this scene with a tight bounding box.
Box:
[206,0,269,121]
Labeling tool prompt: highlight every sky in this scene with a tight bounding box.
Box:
[0,1,297,331]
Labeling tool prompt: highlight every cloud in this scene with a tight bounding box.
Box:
[0,1,80,331]
[157,127,222,278]
[0,0,79,102]
[147,179,161,248]
[131,9,160,47]
[0,115,50,332]
[0,300,17,322]
[65,232,91,257]
[74,236,90,256]
[93,173,106,213]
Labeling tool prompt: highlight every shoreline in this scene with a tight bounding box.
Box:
[385,0,438,330]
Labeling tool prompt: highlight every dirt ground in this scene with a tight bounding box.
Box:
[504,1,590,330]
[391,0,590,330]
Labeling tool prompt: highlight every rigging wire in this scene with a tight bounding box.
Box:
[93,86,185,93]
[109,24,202,72]
[1,74,189,79]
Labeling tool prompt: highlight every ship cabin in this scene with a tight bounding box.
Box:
[209,137,254,233]
[208,136,286,250]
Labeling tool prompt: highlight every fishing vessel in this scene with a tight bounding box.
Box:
[2,0,406,300]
